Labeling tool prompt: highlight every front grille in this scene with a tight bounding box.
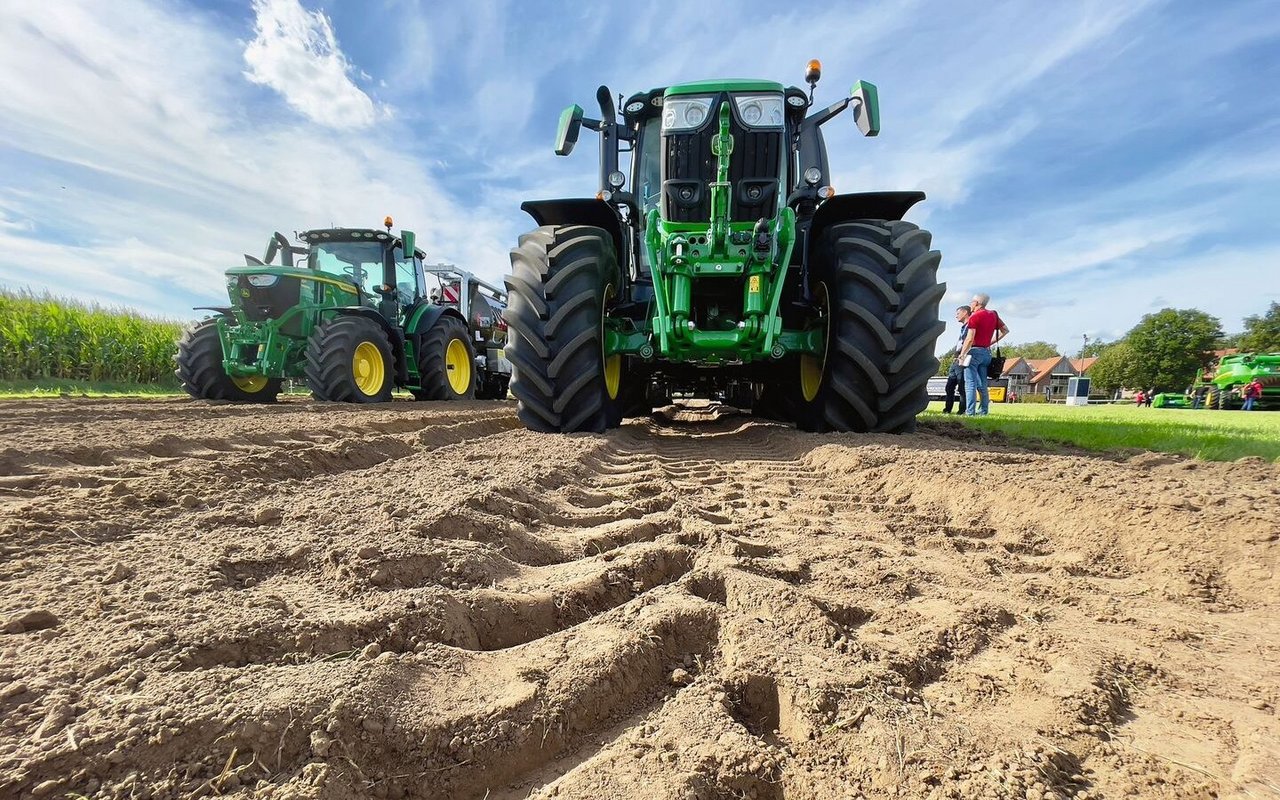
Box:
[236,275,302,335]
[662,99,782,224]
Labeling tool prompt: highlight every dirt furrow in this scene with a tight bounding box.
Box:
[1,399,1277,800]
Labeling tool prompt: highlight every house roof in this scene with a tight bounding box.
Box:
[1026,356,1077,384]
[1000,356,1027,376]
[1070,357,1098,374]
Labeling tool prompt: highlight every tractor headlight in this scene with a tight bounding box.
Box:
[662,95,714,132]
[246,274,280,287]
[803,167,822,186]
[733,94,784,128]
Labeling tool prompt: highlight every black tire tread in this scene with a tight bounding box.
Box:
[174,318,280,403]
[799,219,945,433]
[303,316,394,403]
[504,225,619,433]
[413,316,474,401]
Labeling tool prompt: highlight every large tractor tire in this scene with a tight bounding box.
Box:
[412,316,475,401]
[504,225,625,432]
[175,318,281,402]
[304,316,394,403]
[795,219,946,433]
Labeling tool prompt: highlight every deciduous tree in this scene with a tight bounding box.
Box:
[1239,302,1280,353]
[1125,308,1222,390]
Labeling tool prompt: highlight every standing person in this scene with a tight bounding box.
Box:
[957,293,1010,416]
[1146,388,1154,407]
[1242,379,1263,411]
[1134,390,1145,406]
[942,305,971,414]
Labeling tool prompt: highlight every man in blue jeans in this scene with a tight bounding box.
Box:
[942,305,971,413]
[957,293,1010,415]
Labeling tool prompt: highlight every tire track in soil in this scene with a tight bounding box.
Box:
[2,400,1277,800]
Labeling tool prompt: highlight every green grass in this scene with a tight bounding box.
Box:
[925,401,1280,462]
[0,378,184,398]
[0,289,186,385]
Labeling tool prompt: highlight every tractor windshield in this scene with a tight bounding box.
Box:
[636,117,663,216]
[309,241,386,296]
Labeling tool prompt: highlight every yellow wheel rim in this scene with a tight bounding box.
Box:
[232,374,269,393]
[601,284,621,401]
[352,341,386,396]
[445,338,472,395]
[604,354,621,400]
[800,283,830,403]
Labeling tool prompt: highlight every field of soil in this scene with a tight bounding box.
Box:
[1,398,1277,800]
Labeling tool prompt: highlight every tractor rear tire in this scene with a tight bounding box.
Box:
[175,318,281,402]
[795,219,946,433]
[505,225,623,433]
[304,316,395,403]
[413,316,475,400]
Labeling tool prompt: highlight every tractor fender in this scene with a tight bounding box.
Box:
[330,306,410,385]
[404,303,466,337]
[194,306,235,318]
[807,191,927,245]
[520,199,627,264]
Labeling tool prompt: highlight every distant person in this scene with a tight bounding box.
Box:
[942,305,970,414]
[1242,378,1263,411]
[1145,388,1154,408]
[1134,390,1145,406]
[957,293,1009,416]
[1192,385,1207,410]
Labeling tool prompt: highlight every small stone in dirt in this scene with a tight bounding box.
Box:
[35,702,74,739]
[287,544,311,560]
[361,717,383,734]
[30,779,60,797]
[369,568,391,586]
[0,681,28,700]
[1249,699,1269,710]
[179,494,200,509]
[142,590,161,602]
[670,668,692,686]
[310,729,332,757]
[357,545,381,560]
[360,642,382,660]
[4,608,60,634]
[179,583,201,595]
[104,562,133,584]
[255,507,283,525]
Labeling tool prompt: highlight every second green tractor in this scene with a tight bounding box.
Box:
[505,61,946,433]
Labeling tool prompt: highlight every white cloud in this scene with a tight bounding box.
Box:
[243,0,381,130]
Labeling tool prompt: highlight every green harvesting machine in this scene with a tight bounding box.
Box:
[505,60,945,433]
[176,219,509,403]
[1205,352,1280,409]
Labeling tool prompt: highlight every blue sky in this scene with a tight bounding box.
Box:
[1,0,1278,355]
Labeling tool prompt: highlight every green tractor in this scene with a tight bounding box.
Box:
[505,61,945,433]
[176,221,506,403]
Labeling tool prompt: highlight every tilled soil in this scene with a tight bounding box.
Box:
[1,398,1277,800]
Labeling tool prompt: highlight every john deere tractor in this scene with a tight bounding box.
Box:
[176,221,508,403]
[505,61,945,433]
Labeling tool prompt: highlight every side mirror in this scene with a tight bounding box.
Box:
[401,230,416,260]
[555,104,584,156]
[850,80,880,137]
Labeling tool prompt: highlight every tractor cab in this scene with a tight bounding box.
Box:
[299,226,428,320]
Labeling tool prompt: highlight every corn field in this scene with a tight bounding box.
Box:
[0,289,186,384]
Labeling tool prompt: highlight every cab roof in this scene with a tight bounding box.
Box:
[665,79,785,96]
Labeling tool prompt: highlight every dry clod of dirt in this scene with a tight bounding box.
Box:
[1,398,1278,799]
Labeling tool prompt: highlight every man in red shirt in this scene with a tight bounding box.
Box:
[957,293,1010,415]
